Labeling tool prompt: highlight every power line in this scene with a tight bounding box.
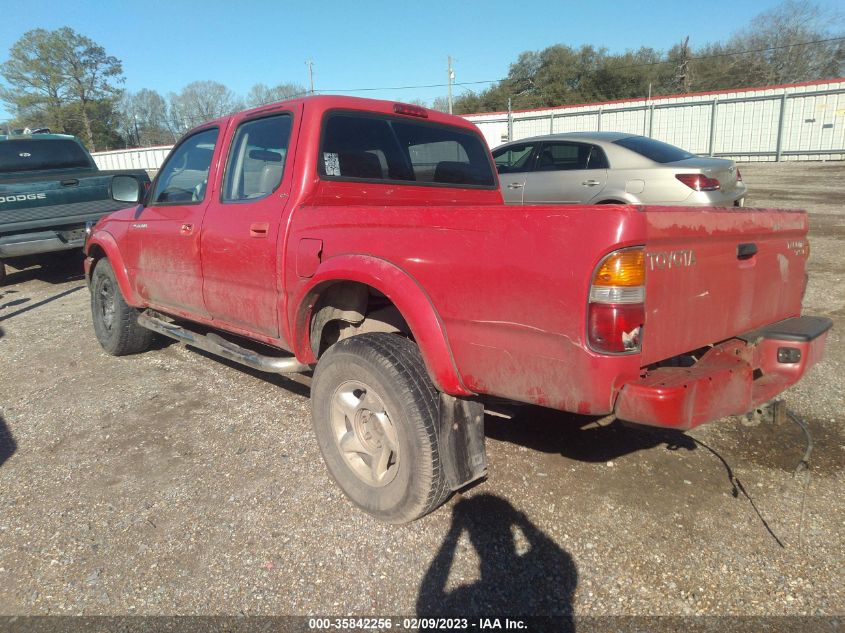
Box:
[309,35,845,95]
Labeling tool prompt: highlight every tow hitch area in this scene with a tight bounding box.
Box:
[615,316,832,430]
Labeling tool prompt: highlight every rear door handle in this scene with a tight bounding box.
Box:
[180,223,193,235]
[507,182,525,189]
[582,179,600,186]
[250,222,269,238]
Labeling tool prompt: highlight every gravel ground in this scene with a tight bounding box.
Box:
[0,161,842,619]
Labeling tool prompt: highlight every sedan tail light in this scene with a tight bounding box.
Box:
[676,173,721,191]
[587,247,645,354]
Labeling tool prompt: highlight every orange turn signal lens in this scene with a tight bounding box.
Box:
[593,248,645,287]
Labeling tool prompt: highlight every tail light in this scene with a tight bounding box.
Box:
[588,247,645,354]
[676,173,720,191]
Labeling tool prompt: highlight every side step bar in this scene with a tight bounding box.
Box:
[137,311,311,374]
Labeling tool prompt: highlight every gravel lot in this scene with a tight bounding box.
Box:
[0,161,842,620]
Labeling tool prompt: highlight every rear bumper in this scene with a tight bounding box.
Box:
[0,226,88,258]
[614,316,831,430]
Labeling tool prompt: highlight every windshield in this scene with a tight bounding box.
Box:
[613,136,695,163]
[0,138,95,172]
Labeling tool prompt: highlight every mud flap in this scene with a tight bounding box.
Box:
[438,393,487,490]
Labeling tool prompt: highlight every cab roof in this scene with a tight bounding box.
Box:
[193,94,481,136]
[0,132,78,141]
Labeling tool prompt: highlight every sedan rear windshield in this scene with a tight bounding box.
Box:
[613,136,695,164]
[319,111,495,188]
[0,138,94,172]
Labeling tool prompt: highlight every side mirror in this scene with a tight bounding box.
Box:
[111,174,143,203]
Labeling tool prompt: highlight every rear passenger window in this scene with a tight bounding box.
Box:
[319,111,495,188]
[223,114,292,202]
[587,145,610,169]
[535,142,589,171]
[492,143,537,173]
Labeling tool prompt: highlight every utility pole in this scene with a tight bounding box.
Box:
[507,97,513,142]
[133,113,140,148]
[447,55,454,114]
[307,60,315,95]
[675,36,691,94]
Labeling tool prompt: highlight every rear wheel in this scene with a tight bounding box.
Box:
[311,333,449,523]
[90,259,153,356]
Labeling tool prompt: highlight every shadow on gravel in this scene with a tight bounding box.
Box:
[488,405,791,548]
[0,413,17,468]
[417,494,577,626]
[0,297,29,311]
[484,404,695,462]
[0,285,83,323]
[2,252,86,287]
[186,346,312,399]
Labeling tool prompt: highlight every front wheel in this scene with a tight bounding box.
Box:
[90,259,154,356]
[311,333,449,523]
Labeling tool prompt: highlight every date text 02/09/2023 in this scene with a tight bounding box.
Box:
[307,617,528,630]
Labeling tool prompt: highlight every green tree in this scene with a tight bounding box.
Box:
[1,29,69,131]
[53,27,124,150]
[0,27,124,150]
[453,0,843,114]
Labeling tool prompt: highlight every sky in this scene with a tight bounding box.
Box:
[0,0,842,120]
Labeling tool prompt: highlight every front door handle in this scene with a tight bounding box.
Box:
[507,182,525,189]
[250,222,269,238]
[180,223,193,235]
[582,179,601,186]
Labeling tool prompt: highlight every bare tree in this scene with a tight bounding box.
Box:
[692,1,844,89]
[430,97,451,112]
[245,82,306,107]
[168,80,242,131]
[120,89,175,146]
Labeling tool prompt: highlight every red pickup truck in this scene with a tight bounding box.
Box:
[84,96,831,523]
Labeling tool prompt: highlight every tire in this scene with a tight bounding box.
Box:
[0,260,6,286]
[311,333,450,523]
[90,259,154,356]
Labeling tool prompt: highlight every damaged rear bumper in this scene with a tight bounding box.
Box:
[614,316,832,430]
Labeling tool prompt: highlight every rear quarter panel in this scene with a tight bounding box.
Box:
[289,186,647,412]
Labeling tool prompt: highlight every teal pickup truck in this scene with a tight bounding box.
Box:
[0,133,150,285]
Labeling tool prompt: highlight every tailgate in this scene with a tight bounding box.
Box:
[640,207,808,365]
[0,172,127,232]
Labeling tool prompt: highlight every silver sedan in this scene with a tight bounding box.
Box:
[492,132,747,206]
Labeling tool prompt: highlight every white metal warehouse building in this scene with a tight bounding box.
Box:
[463,78,845,161]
